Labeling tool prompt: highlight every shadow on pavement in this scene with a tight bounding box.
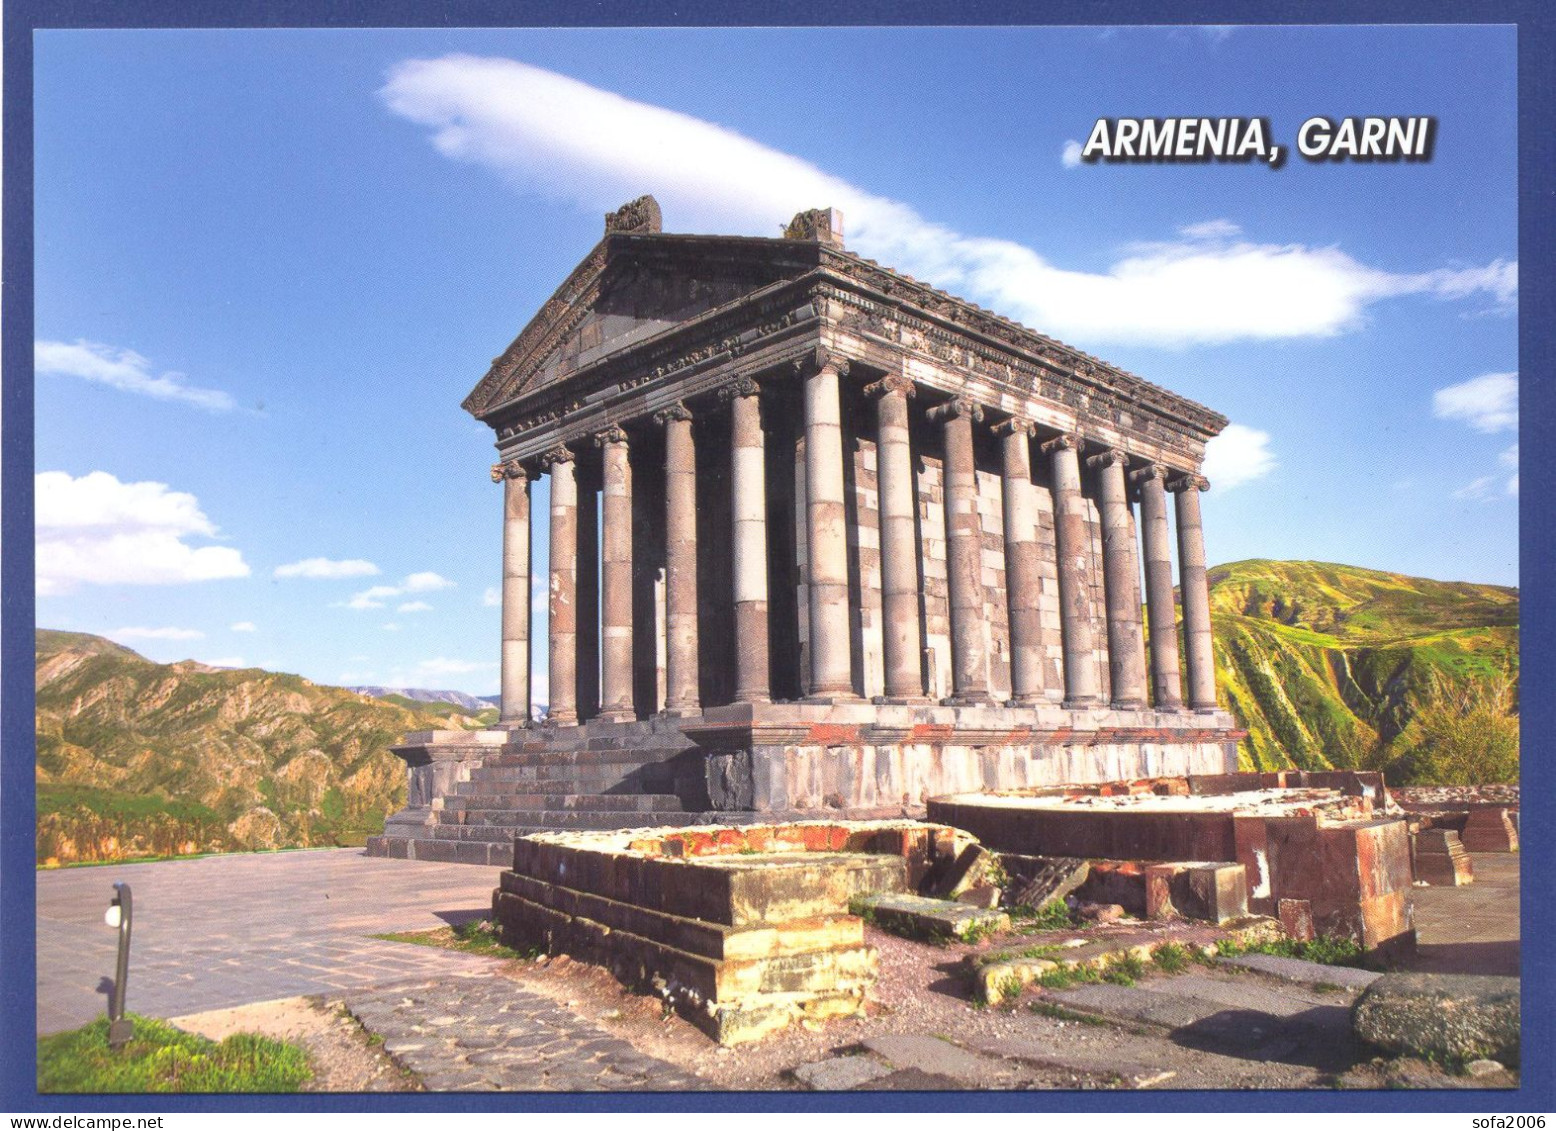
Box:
[1169,1006,1357,1072]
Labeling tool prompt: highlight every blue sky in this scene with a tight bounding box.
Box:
[32,25,1519,696]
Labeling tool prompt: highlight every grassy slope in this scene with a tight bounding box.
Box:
[34,629,490,862]
[1208,560,1518,771]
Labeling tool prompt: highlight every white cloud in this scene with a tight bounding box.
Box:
[111,626,204,641]
[382,55,1517,348]
[382,623,401,631]
[403,571,455,592]
[203,656,247,669]
[1202,423,1276,490]
[397,600,433,613]
[1500,442,1519,496]
[482,586,501,607]
[1178,219,1242,240]
[340,570,455,609]
[230,621,257,632]
[1061,140,1083,169]
[35,471,250,596]
[1453,476,1497,501]
[274,557,380,580]
[35,340,235,412]
[344,585,403,610]
[1433,372,1518,433]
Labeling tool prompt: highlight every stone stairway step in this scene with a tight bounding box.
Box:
[481,748,690,769]
[433,810,697,835]
[466,763,677,785]
[444,793,686,814]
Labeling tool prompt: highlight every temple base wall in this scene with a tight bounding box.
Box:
[365,703,1242,865]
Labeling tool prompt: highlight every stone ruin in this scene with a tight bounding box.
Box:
[493,819,988,1044]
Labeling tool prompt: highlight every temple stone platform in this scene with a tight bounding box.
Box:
[366,700,1240,866]
[493,820,980,1044]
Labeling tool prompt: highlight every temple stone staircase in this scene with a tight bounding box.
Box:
[367,733,723,865]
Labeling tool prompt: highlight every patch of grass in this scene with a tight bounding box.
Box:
[1102,953,1146,986]
[1008,900,1073,931]
[1036,963,1102,990]
[1151,942,1191,974]
[38,1014,310,1093]
[1217,934,1367,968]
[1030,1001,1111,1027]
[373,919,537,960]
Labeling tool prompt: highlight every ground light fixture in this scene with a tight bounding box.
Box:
[103,881,133,1049]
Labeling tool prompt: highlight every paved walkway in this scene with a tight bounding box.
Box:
[1405,851,1520,975]
[345,972,707,1091]
[36,849,505,1035]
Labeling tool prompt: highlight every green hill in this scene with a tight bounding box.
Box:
[34,629,492,865]
[1208,560,1518,775]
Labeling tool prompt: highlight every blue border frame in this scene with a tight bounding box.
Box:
[4,0,1551,1113]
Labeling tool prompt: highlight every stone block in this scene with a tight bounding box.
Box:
[852,892,1009,941]
[1353,973,1520,1067]
[1413,828,1474,886]
[1145,861,1247,923]
[1278,898,1315,942]
[1461,808,1519,853]
[1002,854,1090,910]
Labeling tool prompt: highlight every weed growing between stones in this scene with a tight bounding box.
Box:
[38,1014,311,1093]
[1216,934,1366,967]
[371,919,539,960]
[1029,1001,1111,1027]
[1151,942,1191,973]
[1007,900,1074,932]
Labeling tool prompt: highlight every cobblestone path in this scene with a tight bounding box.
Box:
[345,970,708,1091]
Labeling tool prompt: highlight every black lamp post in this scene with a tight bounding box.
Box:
[104,882,134,1049]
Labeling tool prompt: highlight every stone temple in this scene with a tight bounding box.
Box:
[368,196,1245,866]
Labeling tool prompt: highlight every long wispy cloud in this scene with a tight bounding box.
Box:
[274,557,380,580]
[35,340,235,411]
[36,471,250,596]
[381,55,1517,348]
[340,570,455,610]
[1434,372,1518,499]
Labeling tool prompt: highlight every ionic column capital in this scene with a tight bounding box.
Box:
[793,348,850,381]
[993,417,1035,438]
[591,424,629,447]
[1129,463,1168,486]
[1086,448,1129,470]
[926,396,984,424]
[491,459,530,484]
[538,445,574,470]
[863,373,916,400]
[1167,472,1211,493]
[653,401,694,426]
[1039,431,1081,455]
[718,375,762,402]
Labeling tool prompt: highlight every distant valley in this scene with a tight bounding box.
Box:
[33,560,1517,865]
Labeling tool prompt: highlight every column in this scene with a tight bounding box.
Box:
[725,378,771,703]
[867,374,925,700]
[1041,433,1101,707]
[801,352,856,699]
[594,427,634,720]
[1170,473,1217,711]
[542,445,578,725]
[658,403,700,713]
[930,396,993,705]
[493,460,531,725]
[1090,449,1148,709]
[1132,465,1183,709]
[997,420,1043,705]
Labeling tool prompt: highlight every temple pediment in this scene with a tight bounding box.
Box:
[462,231,822,419]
